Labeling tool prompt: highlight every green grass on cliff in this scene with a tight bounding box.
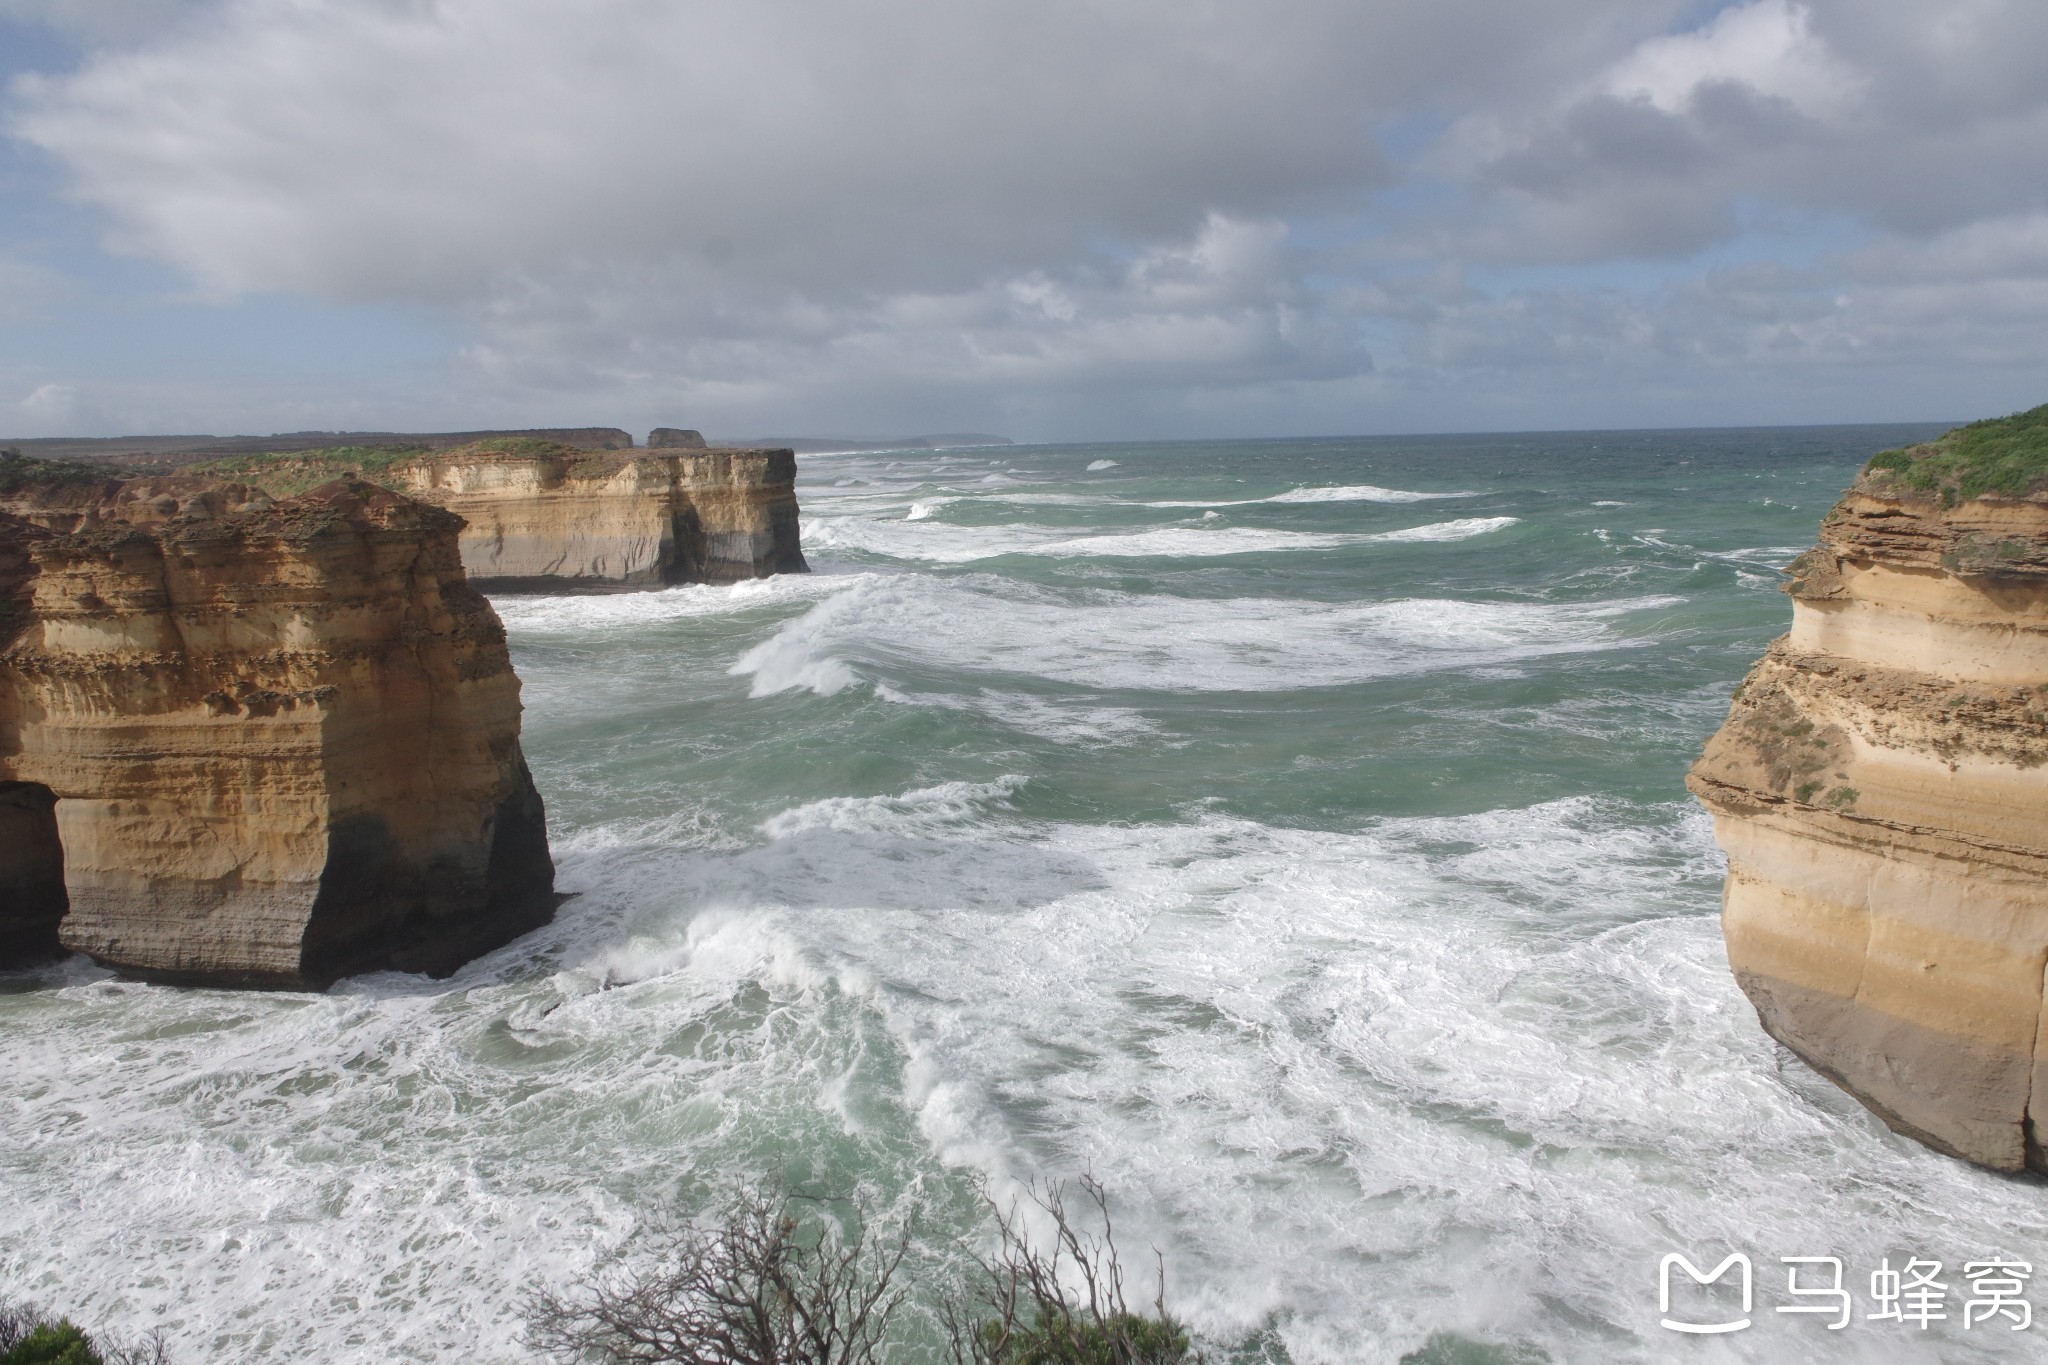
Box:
[1865,402,2048,500]
[185,445,431,496]
[189,437,592,496]
[438,436,586,460]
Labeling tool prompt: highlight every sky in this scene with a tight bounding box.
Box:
[0,0,2044,443]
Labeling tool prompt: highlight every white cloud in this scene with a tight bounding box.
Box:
[1604,0,1862,119]
[18,381,75,417]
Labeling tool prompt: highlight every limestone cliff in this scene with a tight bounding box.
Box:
[1690,409,2048,1171]
[392,441,807,591]
[0,512,65,966]
[0,477,557,988]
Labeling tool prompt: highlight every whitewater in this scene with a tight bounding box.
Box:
[6,425,2044,1364]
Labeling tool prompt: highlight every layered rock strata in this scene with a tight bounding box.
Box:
[394,443,807,591]
[0,478,556,988]
[1690,474,2048,1171]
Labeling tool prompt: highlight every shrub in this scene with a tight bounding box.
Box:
[523,1188,909,1365]
[2,1322,98,1365]
[0,452,123,497]
[1864,402,2048,501]
[945,1178,1197,1365]
[525,1178,1198,1365]
[438,437,586,460]
[0,1303,167,1365]
[184,445,433,496]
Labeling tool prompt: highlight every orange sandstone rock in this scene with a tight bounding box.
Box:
[393,442,806,591]
[0,511,66,965]
[0,479,556,987]
[1690,472,2048,1171]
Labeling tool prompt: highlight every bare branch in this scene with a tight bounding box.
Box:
[523,1186,908,1365]
[946,1177,1198,1365]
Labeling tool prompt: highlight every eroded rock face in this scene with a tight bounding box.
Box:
[1,471,271,535]
[394,445,806,591]
[0,479,556,988]
[1689,479,2048,1171]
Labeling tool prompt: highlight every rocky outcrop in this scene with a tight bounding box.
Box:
[1690,463,2048,1171]
[648,428,708,449]
[393,442,807,591]
[3,467,265,535]
[0,477,556,988]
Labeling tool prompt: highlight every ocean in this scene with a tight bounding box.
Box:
[7,424,2046,1363]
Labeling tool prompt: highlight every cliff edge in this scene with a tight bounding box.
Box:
[0,470,557,987]
[1689,404,2048,1171]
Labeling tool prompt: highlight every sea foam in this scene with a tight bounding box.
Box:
[1148,483,1481,508]
[19,784,2013,1362]
[802,516,1516,563]
[730,574,1681,697]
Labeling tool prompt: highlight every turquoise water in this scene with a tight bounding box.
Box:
[9,425,2048,1363]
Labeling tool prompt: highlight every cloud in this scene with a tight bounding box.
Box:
[2,0,2047,437]
[1604,0,1863,118]
[448,213,1368,433]
[18,381,74,416]
[11,0,1422,303]
[1430,0,2048,262]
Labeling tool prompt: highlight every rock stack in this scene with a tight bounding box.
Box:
[1691,409,2048,1170]
[392,440,807,591]
[0,473,557,987]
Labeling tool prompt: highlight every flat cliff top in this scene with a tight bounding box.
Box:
[1,455,464,546]
[186,443,437,496]
[1798,405,2048,579]
[1859,402,2048,504]
[0,426,633,467]
[188,436,795,497]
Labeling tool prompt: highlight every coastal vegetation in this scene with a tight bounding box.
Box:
[0,1303,168,1365]
[524,1179,1198,1365]
[1864,401,2048,500]
[188,437,600,496]
[0,450,118,495]
[184,443,433,495]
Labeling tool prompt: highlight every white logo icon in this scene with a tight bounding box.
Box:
[1660,1253,1753,1334]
